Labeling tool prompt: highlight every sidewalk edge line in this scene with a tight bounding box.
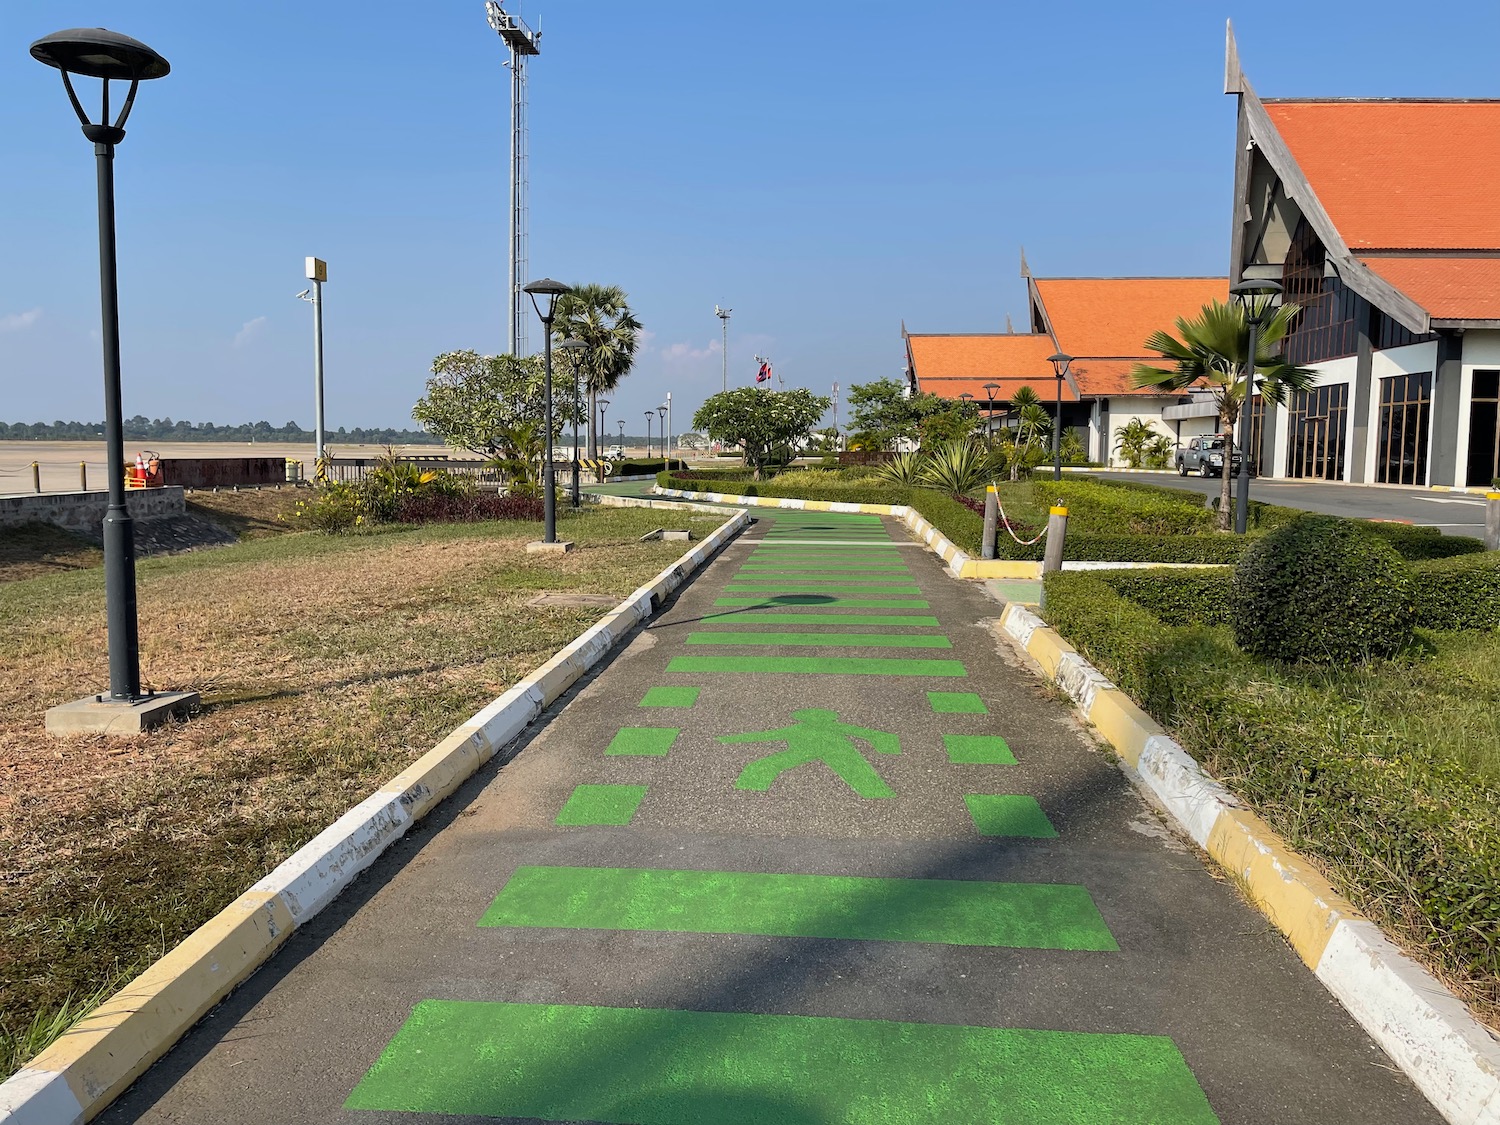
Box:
[992,601,1500,1125]
[0,501,750,1125]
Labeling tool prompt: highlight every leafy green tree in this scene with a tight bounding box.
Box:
[1132,298,1315,529]
[998,386,1052,481]
[847,378,913,449]
[412,350,581,460]
[916,398,980,448]
[693,388,832,479]
[1113,418,1157,469]
[552,284,642,459]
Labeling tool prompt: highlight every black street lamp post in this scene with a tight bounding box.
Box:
[618,419,625,453]
[1230,278,1284,534]
[597,398,611,476]
[31,29,200,734]
[561,337,586,507]
[523,278,572,543]
[1048,353,1073,482]
[644,412,654,460]
[657,405,668,464]
[983,383,1000,451]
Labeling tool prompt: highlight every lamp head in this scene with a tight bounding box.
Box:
[1047,353,1073,378]
[523,278,571,323]
[559,336,587,353]
[1232,265,1284,325]
[982,381,1000,402]
[31,28,169,81]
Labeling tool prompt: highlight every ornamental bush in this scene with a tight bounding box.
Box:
[1231,516,1413,663]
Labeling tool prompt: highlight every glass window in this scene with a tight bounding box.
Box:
[1376,373,1431,486]
[1286,383,1350,480]
[1281,219,1361,366]
[1468,370,1500,487]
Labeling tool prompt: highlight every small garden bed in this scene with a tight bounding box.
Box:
[1042,555,1500,1028]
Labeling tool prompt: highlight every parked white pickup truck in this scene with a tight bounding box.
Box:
[1176,435,1246,477]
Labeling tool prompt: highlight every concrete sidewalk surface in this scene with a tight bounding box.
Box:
[96,507,1442,1125]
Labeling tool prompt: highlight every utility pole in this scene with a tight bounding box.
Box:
[298,257,328,472]
[715,304,731,393]
[833,381,840,450]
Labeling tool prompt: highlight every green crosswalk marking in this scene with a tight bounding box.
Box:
[555,784,647,826]
[943,734,1016,764]
[639,686,700,708]
[347,1002,1218,1123]
[966,794,1058,838]
[725,585,921,596]
[481,866,1115,949]
[727,577,918,587]
[736,564,911,572]
[715,596,930,608]
[928,691,988,713]
[668,656,966,676]
[606,728,679,756]
[699,611,941,626]
[687,632,951,648]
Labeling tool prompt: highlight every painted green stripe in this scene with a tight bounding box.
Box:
[929,691,988,714]
[347,1002,1217,1124]
[481,866,1116,950]
[736,563,912,572]
[715,596,930,608]
[966,795,1058,838]
[640,686,699,708]
[725,585,921,596]
[723,582,918,591]
[668,656,965,676]
[555,784,647,826]
[686,632,952,648]
[606,727,679,756]
[943,734,1015,764]
[699,611,941,626]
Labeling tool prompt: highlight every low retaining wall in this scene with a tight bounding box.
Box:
[0,488,185,532]
[0,501,750,1125]
[158,458,286,489]
[996,602,1500,1125]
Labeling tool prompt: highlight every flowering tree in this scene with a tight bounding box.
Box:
[411,350,582,460]
[693,387,831,479]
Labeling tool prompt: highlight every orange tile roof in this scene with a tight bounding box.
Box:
[1031,277,1227,359]
[1066,359,1175,397]
[1264,101,1500,251]
[1359,257,1500,321]
[906,334,1059,382]
[918,376,1080,404]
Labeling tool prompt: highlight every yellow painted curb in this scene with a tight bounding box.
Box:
[960,560,1043,579]
[1206,809,1356,968]
[29,890,295,1111]
[1023,627,1075,679]
[1083,689,1160,769]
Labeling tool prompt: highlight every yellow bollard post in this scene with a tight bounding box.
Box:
[80,461,88,491]
[1042,505,1069,575]
[31,461,40,493]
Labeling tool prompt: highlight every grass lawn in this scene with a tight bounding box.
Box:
[0,502,729,1076]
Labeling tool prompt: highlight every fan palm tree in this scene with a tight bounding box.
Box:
[1002,386,1052,481]
[1132,298,1316,530]
[553,284,643,459]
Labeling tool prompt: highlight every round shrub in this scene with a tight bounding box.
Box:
[1230,516,1413,664]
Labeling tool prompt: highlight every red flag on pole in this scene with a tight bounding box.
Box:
[756,362,770,383]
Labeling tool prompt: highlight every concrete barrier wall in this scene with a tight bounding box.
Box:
[0,487,186,532]
[158,458,286,489]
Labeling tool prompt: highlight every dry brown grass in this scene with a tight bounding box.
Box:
[184,485,305,540]
[0,505,727,1074]
[0,524,102,584]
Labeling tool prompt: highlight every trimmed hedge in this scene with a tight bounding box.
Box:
[1095,568,1232,626]
[1231,517,1413,664]
[1042,572,1499,1017]
[614,458,686,476]
[1412,552,1500,630]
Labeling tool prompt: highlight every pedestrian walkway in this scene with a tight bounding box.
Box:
[101,506,1442,1125]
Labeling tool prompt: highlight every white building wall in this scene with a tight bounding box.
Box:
[1268,355,1356,480]
[1103,396,1176,467]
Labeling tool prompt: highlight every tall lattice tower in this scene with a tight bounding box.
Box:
[486,2,540,355]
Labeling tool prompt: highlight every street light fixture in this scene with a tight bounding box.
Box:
[983,382,1000,451]
[32,27,198,734]
[597,397,611,476]
[1230,273,1284,534]
[523,277,571,544]
[644,411,654,460]
[560,337,587,507]
[657,405,668,465]
[1047,353,1073,482]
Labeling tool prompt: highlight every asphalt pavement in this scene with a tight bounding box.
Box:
[99,505,1442,1124]
[1087,470,1492,536]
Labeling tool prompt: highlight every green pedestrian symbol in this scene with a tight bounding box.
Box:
[719,709,901,799]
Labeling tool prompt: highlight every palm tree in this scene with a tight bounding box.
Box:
[1113,418,1156,468]
[1003,386,1052,481]
[1132,298,1315,530]
[553,284,643,459]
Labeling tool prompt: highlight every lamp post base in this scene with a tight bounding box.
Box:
[45,690,199,736]
[525,539,575,555]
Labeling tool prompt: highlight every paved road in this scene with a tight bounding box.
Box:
[102,506,1440,1124]
[1087,470,1492,537]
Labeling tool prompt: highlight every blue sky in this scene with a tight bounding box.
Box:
[3,1,1499,437]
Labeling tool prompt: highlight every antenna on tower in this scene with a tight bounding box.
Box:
[715,305,732,394]
[487,2,541,356]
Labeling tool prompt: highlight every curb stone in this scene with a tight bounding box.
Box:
[0,502,750,1125]
[994,601,1500,1125]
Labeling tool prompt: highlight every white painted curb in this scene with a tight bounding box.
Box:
[0,501,750,1125]
[996,602,1500,1125]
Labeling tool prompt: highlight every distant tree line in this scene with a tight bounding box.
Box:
[0,417,444,444]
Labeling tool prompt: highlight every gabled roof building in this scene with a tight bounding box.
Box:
[905,268,1226,465]
[1227,27,1500,487]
